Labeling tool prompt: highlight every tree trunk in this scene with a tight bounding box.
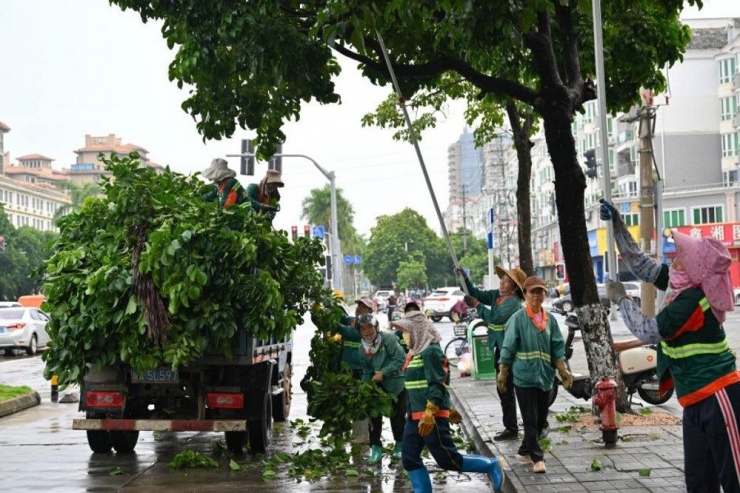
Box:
[541,107,630,411]
[506,101,535,276]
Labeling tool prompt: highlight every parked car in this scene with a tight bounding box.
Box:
[551,284,610,314]
[0,301,22,308]
[424,287,466,322]
[373,290,392,311]
[0,307,51,356]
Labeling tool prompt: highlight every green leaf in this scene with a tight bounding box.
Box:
[229,459,241,471]
[125,296,137,315]
[638,468,651,477]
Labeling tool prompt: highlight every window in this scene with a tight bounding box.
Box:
[693,206,723,224]
[719,57,736,84]
[664,209,686,227]
[721,96,738,121]
[722,133,740,157]
[623,213,639,226]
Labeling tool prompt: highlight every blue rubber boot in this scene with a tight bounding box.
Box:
[407,467,433,493]
[461,455,505,492]
[368,444,384,464]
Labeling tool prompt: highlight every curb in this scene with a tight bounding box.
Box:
[0,391,41,418]
[449,383,521,493]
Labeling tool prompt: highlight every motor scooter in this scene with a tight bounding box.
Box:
[548,313,674,406]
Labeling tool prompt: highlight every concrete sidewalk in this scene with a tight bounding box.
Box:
[449,374,687,492]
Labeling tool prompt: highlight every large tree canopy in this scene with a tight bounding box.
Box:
[112,0,700,409]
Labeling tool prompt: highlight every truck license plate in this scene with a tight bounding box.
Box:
[131,369,179,384]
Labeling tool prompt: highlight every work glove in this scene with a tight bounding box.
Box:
[605,280,627,305]
[331,334,343,343]
[455,267,470,282]
[418,401,438,437]
[464,295,478,308]
[371,371,383,383]
[449,408,462,425]
[555,360,573,390]
[497,364,509,393]
[599,199,622,223]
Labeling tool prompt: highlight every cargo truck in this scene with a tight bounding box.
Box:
[72,327,292,455]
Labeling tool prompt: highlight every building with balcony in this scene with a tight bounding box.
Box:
[69,134,164,183]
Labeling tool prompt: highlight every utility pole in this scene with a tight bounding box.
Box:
[461,184,468,252]
[638,93,657,316]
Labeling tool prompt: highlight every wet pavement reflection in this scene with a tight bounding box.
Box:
[0,314,494,492]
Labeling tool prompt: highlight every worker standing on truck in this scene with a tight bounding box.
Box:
[202,158,247,209]
[245,169,283,222]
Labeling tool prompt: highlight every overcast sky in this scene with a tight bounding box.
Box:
[1,0,738,238]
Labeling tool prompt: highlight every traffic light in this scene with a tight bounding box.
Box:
[584,149,597,179]
[556,263,566,280]
[0,236,5,253]
[240,139,255,176]
[291,225,298,240]
[269,143,283,173]
[325,254,332,280]
[303,225,311,237]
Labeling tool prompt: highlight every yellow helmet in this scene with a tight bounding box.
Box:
[332,290,344,300]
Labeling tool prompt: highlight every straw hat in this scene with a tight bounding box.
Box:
[202,158,236,181]
[494,266,527,292]
[262,169,284,188]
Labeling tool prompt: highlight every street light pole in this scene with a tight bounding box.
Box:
[226,152,343,292]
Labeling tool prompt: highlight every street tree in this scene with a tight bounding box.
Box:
[0,206,57,300]
[53,180,101,224]
[112,0,700,408]
[396,257,427,292]
[301,184,360,251]
[363,208,446,288]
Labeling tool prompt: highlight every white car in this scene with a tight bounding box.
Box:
[0,307,51,356]
[424,287,466,322]
[373,290,392,312]
[0,301,22,308]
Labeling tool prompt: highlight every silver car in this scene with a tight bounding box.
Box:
[0,307,51,356]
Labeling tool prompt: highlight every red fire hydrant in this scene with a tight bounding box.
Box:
[593,376,619,446]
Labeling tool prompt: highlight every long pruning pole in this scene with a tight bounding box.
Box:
[375,32,468,294]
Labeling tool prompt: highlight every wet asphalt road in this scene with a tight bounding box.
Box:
[0,314,494,493]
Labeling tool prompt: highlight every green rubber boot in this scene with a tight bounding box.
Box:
[393,442,403,459]
[368,444,384,464]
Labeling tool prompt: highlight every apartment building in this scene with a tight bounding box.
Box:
[531,17,740,285]
[0,132,164,232]
[448,17,740,287]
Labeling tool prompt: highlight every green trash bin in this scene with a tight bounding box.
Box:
[467,323,497,380]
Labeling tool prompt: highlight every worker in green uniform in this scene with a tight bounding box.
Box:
[392,314,505,493]
[458,266,527,441]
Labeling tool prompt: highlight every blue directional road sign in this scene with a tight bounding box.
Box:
[312,225,325,239]
[344,255,353,265]
[352,255,361,265]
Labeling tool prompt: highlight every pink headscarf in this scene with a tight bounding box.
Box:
[673,231,734,323]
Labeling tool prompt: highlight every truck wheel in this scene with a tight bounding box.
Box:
[272,364,291,422]
[87,430,113,453]
[110,430,139,453]
[85,410,112,453]
[248,393,272,454]
[225,431,248,455]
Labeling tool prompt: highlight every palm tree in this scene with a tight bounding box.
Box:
[53,180,101,223]
[301,185,360,251]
